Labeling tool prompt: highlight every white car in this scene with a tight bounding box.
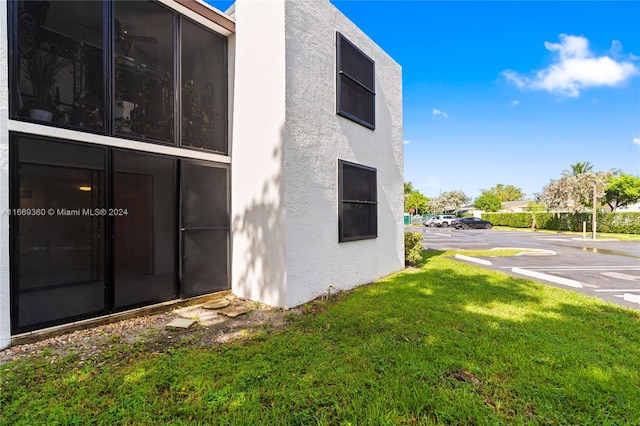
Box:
[424,214,459,228]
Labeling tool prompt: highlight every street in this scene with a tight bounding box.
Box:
[406,226,640,310]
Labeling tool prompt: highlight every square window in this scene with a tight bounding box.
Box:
[339,160,377,242]
[336,33,375,129]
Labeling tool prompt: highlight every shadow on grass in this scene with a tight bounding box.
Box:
[2,250,639,425]
[308,249,640,423]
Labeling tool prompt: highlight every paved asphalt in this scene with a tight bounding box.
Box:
[406,225,640,311]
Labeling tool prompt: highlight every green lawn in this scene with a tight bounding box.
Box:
[2,251,640,425]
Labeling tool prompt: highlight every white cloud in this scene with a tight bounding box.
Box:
[432,108,448,119]
[503,70,526,88]
[633,137,640,146]
[502,34,639,98]
[403,140,411,145]
[511,100,520,106]
[610,40,623,57]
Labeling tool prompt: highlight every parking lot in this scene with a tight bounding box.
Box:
[406,226,640,310]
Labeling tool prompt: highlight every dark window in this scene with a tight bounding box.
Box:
[338,160,377,242]
[336,33,375,129]
[114,1,174,143]
[181,18,228,153]
[9,0,228,153]
[13,1,104,131]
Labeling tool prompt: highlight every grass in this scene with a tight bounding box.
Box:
[2,251,640,425]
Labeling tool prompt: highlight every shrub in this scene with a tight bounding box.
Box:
[404,232,423,266]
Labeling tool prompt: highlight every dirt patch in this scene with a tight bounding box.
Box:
[445,369,481,384]
[0,297,306,366]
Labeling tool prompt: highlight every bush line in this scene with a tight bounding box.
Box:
[481,212,640,234]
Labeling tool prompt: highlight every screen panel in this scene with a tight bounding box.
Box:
[181,161,229,297]
[14,136,107,331]
[113,150,176,308]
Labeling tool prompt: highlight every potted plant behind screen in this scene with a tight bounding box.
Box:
[18,14,67,122]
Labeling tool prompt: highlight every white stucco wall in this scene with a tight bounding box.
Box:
[283,0,404,306]
[230,0,403,309]
[230,0,288,307]
[0,4,11,350]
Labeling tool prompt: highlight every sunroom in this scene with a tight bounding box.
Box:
[4,0,233,334]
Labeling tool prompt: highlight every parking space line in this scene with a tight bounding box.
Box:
[491,247,556,256]
[623,294,640,304]
[511,267,583,288]
[594,289,640,292]
[600,272,640,281]
[581,283,599,289]
[438,243,490,245]
[502,266,640,271]
[455,254,492,265]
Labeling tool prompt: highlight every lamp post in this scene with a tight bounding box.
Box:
[592,179,597,240]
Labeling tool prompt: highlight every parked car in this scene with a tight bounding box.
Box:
[453,217,493,229]
[424,214,459,228]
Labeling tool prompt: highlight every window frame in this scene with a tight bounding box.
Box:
[8,0,229,155]
[8,132,231,334]
[338,159,378,242]
[336,32,376,130]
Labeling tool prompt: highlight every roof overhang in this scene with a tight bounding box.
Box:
[172,0,235,34]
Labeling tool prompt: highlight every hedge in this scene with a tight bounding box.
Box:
[481,212,640,234]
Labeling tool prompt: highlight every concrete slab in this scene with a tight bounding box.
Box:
[218,304,253,318]
[202,299,231,310]
[166,318,197,329]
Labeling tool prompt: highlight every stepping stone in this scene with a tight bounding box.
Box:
[217,304,253,318]
[166,318,197,329]
[202,299,231,310]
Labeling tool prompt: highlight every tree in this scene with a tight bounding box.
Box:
[404,183,430,214]
[604,174,640,211]
[404,182,415,196]
[428,191,470,214]
[474,192,502,212]
[488,184,525,202]
[540,176,576,212]
[526,201,546,212]
[540,171,614,213]
[562,161,594,177]
[405,191,429,215]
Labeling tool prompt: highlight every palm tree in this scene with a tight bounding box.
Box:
[404,182,414,196]
[562,161,594,177]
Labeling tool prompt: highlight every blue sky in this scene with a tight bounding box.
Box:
[207,1,640,200]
